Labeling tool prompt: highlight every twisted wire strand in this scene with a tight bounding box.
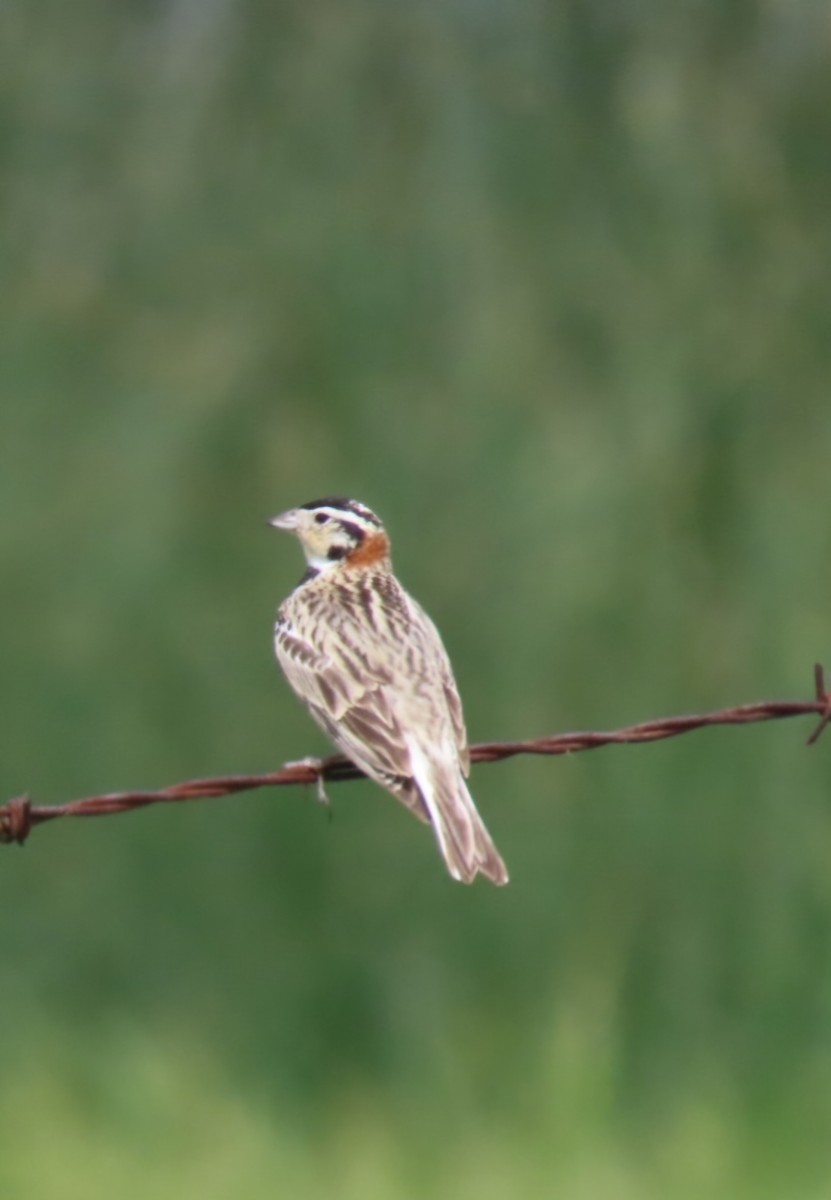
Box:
[3,664,830,846]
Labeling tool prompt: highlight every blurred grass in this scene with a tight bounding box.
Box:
[3,1,831,1196]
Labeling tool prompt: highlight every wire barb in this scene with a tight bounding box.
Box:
[0,795,32,845]
[2,665,828,848]
[807,663,831,746]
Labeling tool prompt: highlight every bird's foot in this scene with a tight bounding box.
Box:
[285,756,331,807]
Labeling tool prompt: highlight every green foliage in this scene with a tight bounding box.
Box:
[3,1,831,1195]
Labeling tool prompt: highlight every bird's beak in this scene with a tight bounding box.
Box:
[268,508,300,531]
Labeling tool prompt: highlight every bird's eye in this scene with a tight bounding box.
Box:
[314,513,330,525]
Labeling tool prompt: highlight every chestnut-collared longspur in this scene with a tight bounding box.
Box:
[269,497,508,886]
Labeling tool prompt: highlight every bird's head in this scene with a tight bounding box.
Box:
[268,497,391,575]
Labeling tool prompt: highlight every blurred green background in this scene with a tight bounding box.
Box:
[3,1,831,1196]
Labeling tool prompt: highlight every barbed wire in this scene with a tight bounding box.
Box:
[2,664,830,847]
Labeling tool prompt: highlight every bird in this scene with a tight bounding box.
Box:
[268,497,509,885]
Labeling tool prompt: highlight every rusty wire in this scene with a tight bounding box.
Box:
[2,664,830,847]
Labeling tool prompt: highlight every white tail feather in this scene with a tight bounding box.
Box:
[404,736,509,885]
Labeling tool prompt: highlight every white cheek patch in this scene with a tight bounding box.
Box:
[304,550,340,575]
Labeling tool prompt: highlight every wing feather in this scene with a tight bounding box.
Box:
[275,578,470,821]
[274,623,412,778]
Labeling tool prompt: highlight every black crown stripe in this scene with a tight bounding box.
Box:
[299,497,382,526]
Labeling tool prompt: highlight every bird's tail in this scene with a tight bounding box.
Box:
[404,739,509,885]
